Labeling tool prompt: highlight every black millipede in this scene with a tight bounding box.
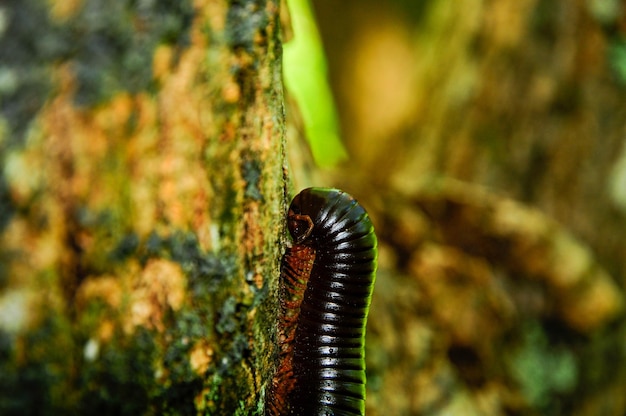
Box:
[266,188,378,416]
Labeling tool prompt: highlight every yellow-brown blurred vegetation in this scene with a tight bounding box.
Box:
[291,0,626,414]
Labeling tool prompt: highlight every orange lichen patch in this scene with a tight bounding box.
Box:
[156,150,209,229]
[153,45,175,84]
[559,272,624,332]
[148,22,214,234]
[38,68,116,211]
[241,200,268,289]
[201,0,227,33]
[93,92,136,134]
[0,217,48,281]
[251,273,264,290]
[149,23,215,233]
[76,275,124,310]
[259,112,276,150]
[222,81,241,103]
[123,95,160,236]
[47,0,83,21]
[189,340,214,374]
[127,259,186,333]
[220,121,237,142]
[482,0,537,48]
[243,202,262,253]
[98,319,116,343]
[35,28,214,237]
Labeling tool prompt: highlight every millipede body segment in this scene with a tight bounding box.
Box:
[267,188,378,416]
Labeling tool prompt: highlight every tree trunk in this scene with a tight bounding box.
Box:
[0,0,285,414]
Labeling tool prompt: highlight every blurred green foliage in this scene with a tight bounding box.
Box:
[284,0,347,167]
[508,322,578,412]
[609,37,626,86]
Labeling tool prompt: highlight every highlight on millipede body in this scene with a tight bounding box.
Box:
[266,187,378,416]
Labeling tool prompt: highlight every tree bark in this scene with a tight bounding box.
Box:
[0,0,285,414]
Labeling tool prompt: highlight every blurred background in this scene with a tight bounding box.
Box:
[286,0,626,414]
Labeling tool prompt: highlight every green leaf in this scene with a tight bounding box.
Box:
[284,0,348,167]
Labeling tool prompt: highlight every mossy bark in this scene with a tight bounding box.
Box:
[0,0,285,414]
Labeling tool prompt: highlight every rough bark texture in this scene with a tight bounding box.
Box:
[311,0,626,415]
[0,0,285,414]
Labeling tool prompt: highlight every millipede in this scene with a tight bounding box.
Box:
[266,187,378,416]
